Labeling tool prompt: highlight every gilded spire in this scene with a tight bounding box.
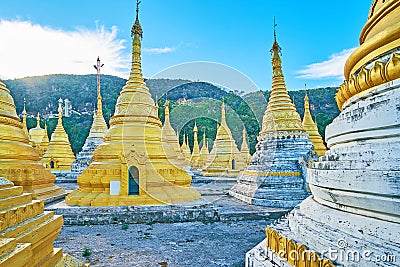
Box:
[22,98,28,137]
[124,0,146,90]
[113,0,158,121]
[260,21,303,136]
[36,112,41,128]
[22,98,27,115]
[190,121,200,166]
[302,93,327,156]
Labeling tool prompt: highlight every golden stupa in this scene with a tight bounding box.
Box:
[197,131,209,168]
[302,94,327,156]
[0,79,64,200]
[0,177,65,266]
[240,128,251,166]
[66,2,200,206]
[161,99,187,166]
[181,134,192,161]
[41,101,75,171]
[190,121,201,168]
[28,113,49,157]
[21,98,28,137]
[202,102,247,177]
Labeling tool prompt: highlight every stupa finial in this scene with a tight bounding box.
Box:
[36,112,41,128]
[271,17,281,56]
[22,98,27,115]
[94,56,104,115]
[132,0,143,39]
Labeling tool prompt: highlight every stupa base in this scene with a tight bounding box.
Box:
[26,185,66,202]
[229,171,310,208]
[0,163,66,201]
[65,186,200,206]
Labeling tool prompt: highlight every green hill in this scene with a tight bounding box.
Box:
[4,74,340,154]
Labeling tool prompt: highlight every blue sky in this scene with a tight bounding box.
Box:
[0,0,371,92]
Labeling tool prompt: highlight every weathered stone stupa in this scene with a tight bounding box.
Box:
[0,79,64,200]
[41,100,75,171]
[29,113,49,158]
[0,177,64,266]
[247,2,400,266]
[161,99,187,166]
[201,102,246,177]
[302,94,327,156]
[229,30,313,207]
[71,57,108,175]
[66,2,200,206]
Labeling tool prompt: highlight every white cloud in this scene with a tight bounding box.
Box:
[143,46,175,54]
[0,20,130,79]
[297,48,356,80]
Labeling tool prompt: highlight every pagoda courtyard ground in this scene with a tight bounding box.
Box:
[50,178,287,266]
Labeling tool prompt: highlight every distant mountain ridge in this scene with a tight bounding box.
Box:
[4,74,340,154]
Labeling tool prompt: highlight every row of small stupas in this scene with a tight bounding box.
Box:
[20,65,326,183]
[22,99,76,171]
[171,93,325,179]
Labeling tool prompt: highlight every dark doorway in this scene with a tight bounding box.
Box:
[128,166,139,195]
[50,161,55,169]
[232,159,236,170]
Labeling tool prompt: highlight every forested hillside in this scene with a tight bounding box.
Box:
[5,75,340,154]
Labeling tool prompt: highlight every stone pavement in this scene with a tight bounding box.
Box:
[48,179,288,225]
[55,220,271,267]
[50,177,288,266]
